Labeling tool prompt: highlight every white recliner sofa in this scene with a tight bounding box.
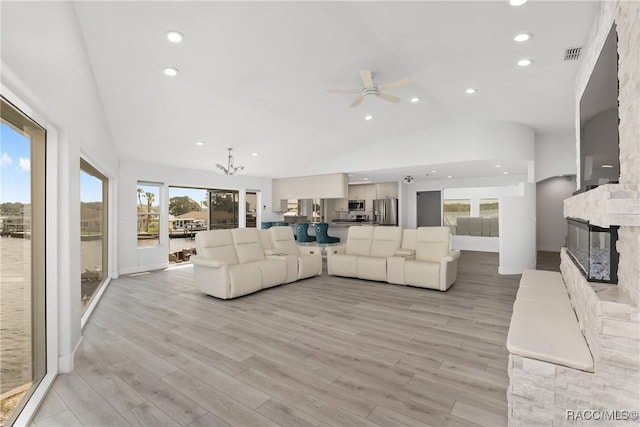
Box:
[387,227,461,291]
[327,226,403,282]
[191,228,289,299]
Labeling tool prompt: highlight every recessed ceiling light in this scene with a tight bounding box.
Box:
[410,97,421,103]
[163,67,179,76]
[165,31,184,43]
[252,152,259,157]
[495,164,503,168]
[509,0,528,6]
[514,33,533,42]
[363,177,369,180]
[447,175,453,179]
[465,88,477,94]
[195,141,204,146]
[503,171,509,175]
[430,170,438,174]
[517,59,533,67]
[602,164,614,168]
[364,114,374,121]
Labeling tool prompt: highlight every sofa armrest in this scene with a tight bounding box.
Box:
[264,248,288,256]
[442,250,461,262]
[394,248,416,257]
[439,250,461,291]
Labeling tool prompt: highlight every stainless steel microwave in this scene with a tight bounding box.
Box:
[348,200,365,211]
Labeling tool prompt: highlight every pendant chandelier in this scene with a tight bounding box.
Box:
[216,148,244,175]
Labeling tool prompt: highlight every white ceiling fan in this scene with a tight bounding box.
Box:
[328,70,416,108]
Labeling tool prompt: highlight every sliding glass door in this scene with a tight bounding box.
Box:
[0,97,46,425]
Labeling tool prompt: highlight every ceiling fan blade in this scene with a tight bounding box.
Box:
[327,89,361,94]
[349,96,364,108]
[359,70,374,89]
[378,77,416,91]
[378,93,401,103]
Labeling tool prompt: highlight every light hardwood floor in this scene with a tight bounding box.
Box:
[31,251,558,427]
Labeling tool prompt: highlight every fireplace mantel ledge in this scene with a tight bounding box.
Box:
[564,183,640,227]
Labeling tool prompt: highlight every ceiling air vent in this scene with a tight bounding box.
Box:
[564,47,582,61]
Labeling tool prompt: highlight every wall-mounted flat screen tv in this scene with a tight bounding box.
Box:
[578,23,619,193]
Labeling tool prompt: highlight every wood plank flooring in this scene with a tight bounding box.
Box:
[31,251,553,427]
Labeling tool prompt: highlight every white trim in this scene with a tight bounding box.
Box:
[58,336,83,374]
[1,82,61,427]
[119,263,170,276]
[81,277,111,329]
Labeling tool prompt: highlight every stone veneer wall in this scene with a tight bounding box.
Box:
[509,1,640,425]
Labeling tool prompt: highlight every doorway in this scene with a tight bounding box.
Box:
[416,190,442,226]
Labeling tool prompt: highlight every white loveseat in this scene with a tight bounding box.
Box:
[191,226,321,299]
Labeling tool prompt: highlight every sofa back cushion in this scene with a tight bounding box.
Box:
[345,226,374,256]
[258,229,273,250]
[195,230,239,265]
[370,226,403,257]
[269,226,299,255]
[401,228,417,250]
[415,227,451,262]
[231,228,266,263]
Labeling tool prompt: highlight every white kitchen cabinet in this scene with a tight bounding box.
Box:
[375,182,398,199]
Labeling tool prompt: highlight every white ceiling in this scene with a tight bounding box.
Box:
[73,1,598,183]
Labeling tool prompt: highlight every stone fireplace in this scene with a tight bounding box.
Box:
[508,1,639,425]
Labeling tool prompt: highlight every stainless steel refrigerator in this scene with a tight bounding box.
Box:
[373,199,398,226]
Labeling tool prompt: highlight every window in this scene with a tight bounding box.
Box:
[312,198,322,223]
[480,198,499,218]
[168,186,207,263]
[0,97,46,425]
[208,189,239,229]
[137,183,161,247]
[286,199,301,216]
[442,199,471,227]
[246,192,257,228]
[80,159,108,313]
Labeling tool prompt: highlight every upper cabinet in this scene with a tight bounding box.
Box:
[375,182,398,199]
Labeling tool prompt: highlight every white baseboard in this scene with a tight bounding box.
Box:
[58,336,83,373]
[118,262,169,276]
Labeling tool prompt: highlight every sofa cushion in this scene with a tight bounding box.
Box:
[404,259,440,288]
[231,228,266,263]
[370,226,403,257]
[400,228,417,250]
[357,256,388,281]
[415,227,450,263]
[269,226,300,255]
[345,226,374,256]
[256,259,287,288]
[329,254,358,277]
[195,230,239,265]
[228,263,262,298]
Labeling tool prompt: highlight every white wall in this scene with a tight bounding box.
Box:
[535,133,577,182]
[118,161,274,274]
[1,1,120,379]
[536,176,577,252]
[499,182,537,274]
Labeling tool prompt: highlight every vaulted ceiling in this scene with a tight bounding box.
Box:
[73,1,598,182]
